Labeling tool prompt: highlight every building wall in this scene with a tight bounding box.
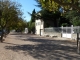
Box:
[35,19,44,35]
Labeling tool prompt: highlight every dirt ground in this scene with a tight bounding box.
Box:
[0,32,80,60]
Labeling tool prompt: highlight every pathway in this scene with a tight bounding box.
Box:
[0,32,80,60]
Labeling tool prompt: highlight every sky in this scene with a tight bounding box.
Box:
[15,0,41,22]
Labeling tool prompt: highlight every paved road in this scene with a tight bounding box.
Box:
[0,32,80,60]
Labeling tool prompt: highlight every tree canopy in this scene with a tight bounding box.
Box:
[35,0,80,12]
[0,0,26,42]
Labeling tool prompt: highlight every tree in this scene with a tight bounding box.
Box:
[31,9,36,22]
[0,0,23,42]
[27,21,35,34]
[28,9,36,22]
[39,9,61,27]
[36,9,71,27]
[35,0,59,11]
[35,0,78,27]
[16,18,27,32]
[27,9,36,34]
[35,0,80,12]
[64,10,80,26]
[52,0,80,12]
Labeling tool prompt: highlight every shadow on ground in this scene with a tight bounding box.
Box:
[4,36,80,60]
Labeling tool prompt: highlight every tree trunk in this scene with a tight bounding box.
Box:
[0,30,4,42]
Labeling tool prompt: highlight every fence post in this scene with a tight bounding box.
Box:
[71,25,73,39]
[40,29,41,36]
[77,33,79,53]
[77,26,80,53]
[66,26,67,37]
[61,26,63,37]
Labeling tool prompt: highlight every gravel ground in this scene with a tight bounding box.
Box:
[0,32,80,60]
[0,32,38,60]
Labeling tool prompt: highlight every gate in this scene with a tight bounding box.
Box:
[62,27,72,38]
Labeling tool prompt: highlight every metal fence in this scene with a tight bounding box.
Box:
[62,27,72,33]
[73,26,80,33]
[44,27,72,33]
[44,26,80,33]
[44,27,62,37]
[44,27,62,33]
[44,26,80,38]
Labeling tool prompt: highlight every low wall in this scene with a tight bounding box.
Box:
[43,32,79,40]
[43,32,61,37]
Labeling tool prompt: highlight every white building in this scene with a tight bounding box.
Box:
[35,19,44,35]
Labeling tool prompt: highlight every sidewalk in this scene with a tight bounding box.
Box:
[0,32,80,60]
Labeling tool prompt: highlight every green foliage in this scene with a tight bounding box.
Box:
[27,22,31,33]
[0,0,23,29]
[15,18,27,32]
[35,0,59,11]
[31,9,36,22]
[27,21,35,34]
[0,0,24,41]
[35,9,72,27]
[61,23,69,27]
[30,22,35,34]
[64,10,80,26]
[28,9,36,22]
[35,0,79,27]
[27,9,36,34]
[35,0,80,12]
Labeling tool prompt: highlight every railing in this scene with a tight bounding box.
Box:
[44,26,80,38]
[44,27,62,33]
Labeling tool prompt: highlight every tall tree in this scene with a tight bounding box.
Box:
[16,18,27,32]
[31,9,36,22]
[0,0,23,42]
[27,9,36,34]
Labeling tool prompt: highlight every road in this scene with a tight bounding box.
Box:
[0,32,80,60]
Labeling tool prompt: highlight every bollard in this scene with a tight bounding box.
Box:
[77,33,80,53]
